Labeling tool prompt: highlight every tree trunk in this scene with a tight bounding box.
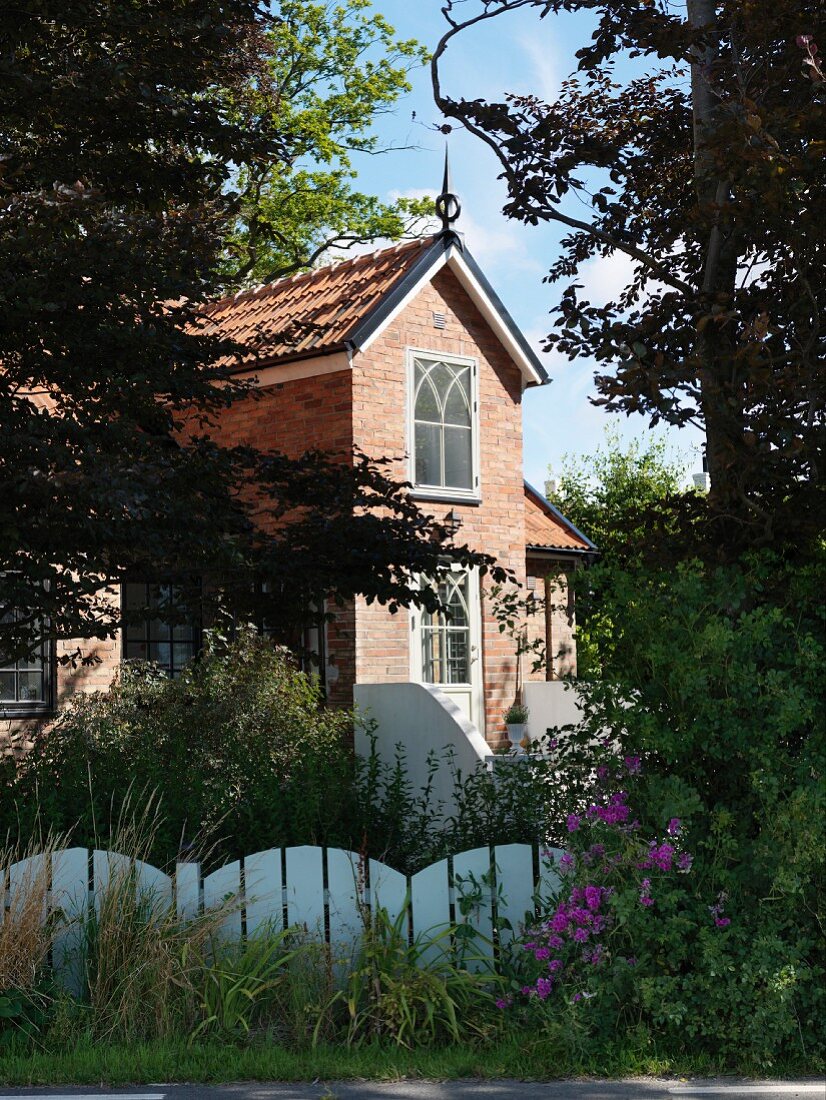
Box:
[687,0,743,519]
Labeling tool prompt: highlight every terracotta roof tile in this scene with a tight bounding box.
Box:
[524,483,593,552]
[197,237,435,370]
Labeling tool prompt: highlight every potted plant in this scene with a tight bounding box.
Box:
[503,701,530,751]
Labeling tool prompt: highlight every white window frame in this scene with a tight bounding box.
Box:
[406,347,481,502]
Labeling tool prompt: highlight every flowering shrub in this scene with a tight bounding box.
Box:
[502,761,701,1014]
[498,732,824,1068]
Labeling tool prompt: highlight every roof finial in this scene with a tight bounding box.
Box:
[435,144,461,234]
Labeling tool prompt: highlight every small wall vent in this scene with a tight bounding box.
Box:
[432,311,447,330]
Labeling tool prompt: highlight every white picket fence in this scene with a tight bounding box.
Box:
[3,843,562,989]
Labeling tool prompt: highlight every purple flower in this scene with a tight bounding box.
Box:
[534,946,550,961]
[572,927,589,942]
[548,738,558,750]
[495,996,511,1009]
[560,852,575,872]
[566,814,581,832]
[548,958,563,973]
[715,917,731,928]
[596,765,609,780]
[626,956,637,967]
[639,877,654,907]
[667,817,681,835]
[584,885,603,911]
[547,934,564,949]
[624,755,642,775]
[536,977,553,999]
[572,992,582,1003]
[677,852,693,872]
[550,912,569,933]
[646,842,674,872]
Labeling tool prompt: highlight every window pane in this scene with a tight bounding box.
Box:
[17,671,44,702]
[0,671,16,700]
[444,426,473,489]
[415,422,441,486]
[414,376,440,422]
[422,629,443,683]
[429,362,453,401]
[124,582,148,609]
[445,580,469,627]
[172,642,194,671]
[149,641,171,667]
[443,373,471,426]
[445,631,469,683]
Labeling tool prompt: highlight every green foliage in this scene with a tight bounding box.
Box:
[324,904,498,1048]
[2,629,356,864]
[223,0,433,285]
[434,0,826,548]
[192,932,298,1043]
[548,428,689,676]
[0,0,455,658]
[545,549,826,1065]
[548,427,689,565]
[1,628,586,871]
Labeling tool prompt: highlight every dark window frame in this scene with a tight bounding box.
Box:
[0,609,56,719]
[120,579,202,678]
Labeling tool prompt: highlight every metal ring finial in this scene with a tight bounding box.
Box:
[436,145,461,231]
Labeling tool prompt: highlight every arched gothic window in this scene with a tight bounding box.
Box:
[420,573,471,685]
[411,355,477,494]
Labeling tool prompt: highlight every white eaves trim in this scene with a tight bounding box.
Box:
[356,244,545,388]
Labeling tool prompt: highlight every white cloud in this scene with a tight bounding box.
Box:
[388,185,539,275]
[577,250,637,306]
[516,32,563,103]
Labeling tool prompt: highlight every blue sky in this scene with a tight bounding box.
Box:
[343,0,704,487]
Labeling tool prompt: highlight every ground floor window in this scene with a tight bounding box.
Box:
[0,609,53,714]
[420,573,471,685]
[122,581,200,677]
[258,580,326,686]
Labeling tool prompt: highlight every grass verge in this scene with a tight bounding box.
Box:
[0,1038,822,1086]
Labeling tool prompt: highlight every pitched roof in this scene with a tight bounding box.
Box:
[199,238,432,370]
[197,232,548,385]
[524,482,596,554]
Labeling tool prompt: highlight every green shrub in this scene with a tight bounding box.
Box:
[2,629,357,865]
[1,626,590,871]
[502,550,826,1067]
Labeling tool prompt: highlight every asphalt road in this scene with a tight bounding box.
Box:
[0,1081,822,1099]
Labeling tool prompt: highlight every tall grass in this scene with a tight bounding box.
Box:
[1,831,63,998]
[80,792,236,1042]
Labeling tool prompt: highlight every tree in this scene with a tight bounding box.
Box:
[546,429,689,675]
[432,0,825,551]
[548,427,689,566]
[0,2,498,663]
[222,0,435,286]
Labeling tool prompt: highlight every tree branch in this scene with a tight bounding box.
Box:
[431,0,694,296]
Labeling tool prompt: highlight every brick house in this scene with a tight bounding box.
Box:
[1,211,595,757]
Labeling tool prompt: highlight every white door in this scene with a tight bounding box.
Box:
[410,569,483,727]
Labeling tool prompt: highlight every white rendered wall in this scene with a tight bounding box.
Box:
[354,682,492,819]
[523,680,586,740]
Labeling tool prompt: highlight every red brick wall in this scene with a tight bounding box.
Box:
[201,366,356,706]
[351,268,527,741]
